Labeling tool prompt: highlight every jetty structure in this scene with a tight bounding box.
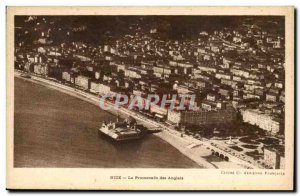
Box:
[99,116,144,141]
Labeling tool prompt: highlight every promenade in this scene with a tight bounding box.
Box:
[14,71,259,169]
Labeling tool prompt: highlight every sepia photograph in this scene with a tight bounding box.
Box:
[6,6,295,190]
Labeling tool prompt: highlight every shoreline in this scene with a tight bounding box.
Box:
[14,71,253,169]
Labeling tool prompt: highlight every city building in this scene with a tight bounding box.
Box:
[241,109,283,135]
[264,147,285,169]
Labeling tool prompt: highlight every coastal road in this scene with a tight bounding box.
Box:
[14,71,260,169]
